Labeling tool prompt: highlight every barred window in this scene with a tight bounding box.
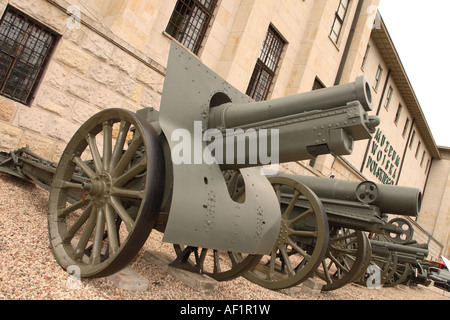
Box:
[330,0,350,43]
[166,0,217,55]
[246,26,285,102]
[0,7,59,105]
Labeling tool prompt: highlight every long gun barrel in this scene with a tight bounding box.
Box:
[370,240,429,262]
[272,172,422,217]
[207,76,380,169]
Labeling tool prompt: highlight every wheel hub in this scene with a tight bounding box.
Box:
[81,172,112,207]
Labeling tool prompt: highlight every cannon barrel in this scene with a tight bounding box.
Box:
[209,76,373,128]
[207,76,379,169]
[272,173,422,216]
[370,240,429,258]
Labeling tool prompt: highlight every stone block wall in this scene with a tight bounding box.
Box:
[0,0,165,163]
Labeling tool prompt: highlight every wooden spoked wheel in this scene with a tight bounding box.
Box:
[316,227,369,291]
[241,177,329,290]
[48,109,164,278]
[172,244,262,281]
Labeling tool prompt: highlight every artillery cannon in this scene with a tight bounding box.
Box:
[0,41,380,280]
[224,172,425,291]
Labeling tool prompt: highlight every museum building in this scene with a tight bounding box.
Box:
[0,0,448,259]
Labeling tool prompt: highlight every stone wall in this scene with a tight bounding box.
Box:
[0,0,165,163]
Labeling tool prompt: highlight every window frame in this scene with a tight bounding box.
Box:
[409,130,416,149]
[330,0,350,44]
[361,43,370,70]
[402,118,410,138]
[165,0,218,55]
[373,65,383,90]
[394,103,402,125]
[384,86,393,110]
[246,25,286,102]
[415,141,421,159]
[0,6,59,105]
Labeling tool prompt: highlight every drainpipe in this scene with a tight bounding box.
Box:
[334,0,364,85]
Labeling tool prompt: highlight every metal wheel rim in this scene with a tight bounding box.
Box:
[386,217,414,244]
[172,244,262,281]
[384,262,411,287]
[48,109,164,278]
[243,177,329,290]
[317,228,368,291]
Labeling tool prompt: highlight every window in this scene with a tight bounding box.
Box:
[361,43,370,70]
[394,104,402,125]
[415,141,421,159]
[312,77,325,91]
[420,151,426,167]
[425,159,430,174]
[166,0,217,55]
[0,7,59,105]
[384,86,393,110]
[330,0,350,43]
[409,130,415,149]
[402,118,410,138]
[246,26,285,102]
[373,65,383,90]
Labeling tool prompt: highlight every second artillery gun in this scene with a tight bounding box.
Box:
[1,42,383,283]
[230,172,427,291]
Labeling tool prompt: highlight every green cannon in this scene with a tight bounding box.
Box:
[227,171,425,290]
[0,41,379,279]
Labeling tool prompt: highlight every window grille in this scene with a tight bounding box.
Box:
[0,7,59,105]
[166,0,217,55]
[246,26,285,102]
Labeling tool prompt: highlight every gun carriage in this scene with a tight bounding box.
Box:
[0,42,425,292]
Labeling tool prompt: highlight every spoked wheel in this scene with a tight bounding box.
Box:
[357,234,398,287]
[384,262,411,287]
[241,177,329,290]
[315,227,368,291]
[172,245,262,281]
[48,109,165,278]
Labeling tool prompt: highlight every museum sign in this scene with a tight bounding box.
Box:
[365,128,401,185]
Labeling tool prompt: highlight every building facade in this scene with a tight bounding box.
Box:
[0,0,448,258]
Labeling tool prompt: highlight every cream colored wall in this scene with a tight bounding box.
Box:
[0,0,165,163]
[419,149,450,257]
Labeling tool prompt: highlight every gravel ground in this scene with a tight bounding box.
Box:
[0,172,449,302]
